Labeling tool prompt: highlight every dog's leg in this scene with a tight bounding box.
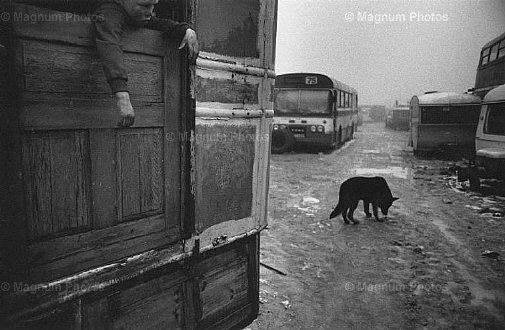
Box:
[364,200,372,218]
[348,200,360,224]
[342,206,350,224]
[372,202,382,222]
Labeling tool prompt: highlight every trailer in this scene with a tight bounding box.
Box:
[0,0,277,328]
[409,92,481,156]
[385,106,410,130]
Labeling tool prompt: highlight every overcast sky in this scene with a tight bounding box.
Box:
[275,0,505,106]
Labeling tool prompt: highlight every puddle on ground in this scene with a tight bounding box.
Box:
[355,167,410,179]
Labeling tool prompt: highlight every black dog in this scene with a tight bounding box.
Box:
[329,176,399,224]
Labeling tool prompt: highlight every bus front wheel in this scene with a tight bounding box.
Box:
[271,128,295,154]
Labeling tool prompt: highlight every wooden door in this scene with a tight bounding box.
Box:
[4,3,189,282]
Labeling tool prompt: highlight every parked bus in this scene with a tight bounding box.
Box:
[473,32,505,98]
[272,73,358,153]
[385,105,410,130]
[409,92,481,156]
[0,0,277,328]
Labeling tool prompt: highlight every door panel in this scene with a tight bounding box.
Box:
[118,129,164,221]
[8,3,186,282]
[22,130,91,241]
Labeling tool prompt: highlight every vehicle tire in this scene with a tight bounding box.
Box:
[456,166,469,182]
[469,168,481,191]
[271,128,295,154]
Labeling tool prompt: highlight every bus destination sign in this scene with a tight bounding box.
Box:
[305,76,318,85]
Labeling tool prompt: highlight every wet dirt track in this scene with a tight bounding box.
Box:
[247,122,505,330]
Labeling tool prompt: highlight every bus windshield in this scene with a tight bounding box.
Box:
[275,89,331,115]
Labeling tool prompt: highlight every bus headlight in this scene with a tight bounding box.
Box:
[317,125,324,133]
[280,125,287,129]
[310,125,316,132]
[273,124,278,130]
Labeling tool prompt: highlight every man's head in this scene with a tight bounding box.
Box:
[120,0,159,25]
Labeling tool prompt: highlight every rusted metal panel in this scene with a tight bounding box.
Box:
[192,0,277,248]
[196,76,259,104]
[195,123,256,232]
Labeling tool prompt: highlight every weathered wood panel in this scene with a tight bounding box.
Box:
[109,272,185,329]
[22,130,91,241]
[120,133,142,218]
[20,100,165,130]
[27,215,172,282]
[8,3,168,56]
[21,40,163,101]
[195,235,259,329]
[199,259,249,320]
[0,0,189,282]
[139,133,163,213]
[90,129,117,229]
[163,45,184,236]
[195,124,256,232]
[118,129,164,221]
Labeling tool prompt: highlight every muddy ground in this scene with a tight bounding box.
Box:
[246,122,505,330]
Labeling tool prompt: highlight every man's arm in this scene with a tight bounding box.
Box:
[146,17,199,61]
[94,2,134,127]
[94,2,129,94]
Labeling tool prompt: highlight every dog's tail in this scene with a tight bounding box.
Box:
[329,199,344,219]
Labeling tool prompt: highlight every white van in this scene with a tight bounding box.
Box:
[458,84,505,188]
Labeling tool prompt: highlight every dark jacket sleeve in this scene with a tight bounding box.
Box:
[146,16,190,42]
[93,2,191,94]
[93,2,129,94]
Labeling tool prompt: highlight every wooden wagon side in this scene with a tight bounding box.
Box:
[0,0,277,328]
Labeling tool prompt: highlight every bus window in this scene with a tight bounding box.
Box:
[484,103,505,135]
[499,39,505,59]
[339,91,344,108]
[275,90,299,114]
[345,93,349,108]
[299,90,331,114]
[481,47,490,66]
[489,44,498,62]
